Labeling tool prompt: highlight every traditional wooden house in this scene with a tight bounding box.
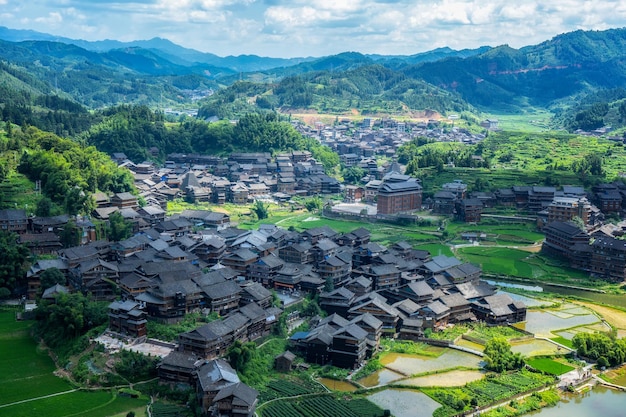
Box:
[158,351,203,386]
[221,248,259,274]
[246,254,285,286]
[349,313,382,357]
[471,294,527,325]
[319,287,356,317]
[239,282,273,309]
[0,209,28,234]
[136,278,203,322]
[348,296,400,336]
[279,242,313,264]
[330,324,368,369]
[419,300,451,329]
[201,280,242,315]
[107,300,147,338]
[180,314,249,359]
[69,258,119,300]
[195,359,258,417]
[316,255,351,287]
[210,382,258,417]
[274,351,296,372]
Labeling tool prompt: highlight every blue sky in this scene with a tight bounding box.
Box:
[1,0,625,57]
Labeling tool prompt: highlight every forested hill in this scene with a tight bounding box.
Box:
[404,28,626,111]
[197,65,473,119]
[2,27,626,125]
[0,39,226,108]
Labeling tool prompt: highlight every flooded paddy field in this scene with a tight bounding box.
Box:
[367,389,441,417]
[398,369,485,387]
[513,306,600,337]
[358,349,482,387]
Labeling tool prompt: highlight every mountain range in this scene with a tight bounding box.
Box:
[1,25,626,119]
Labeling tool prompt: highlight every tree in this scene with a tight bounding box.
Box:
[484,337,524,372]
[304,197,323,212]
[39,267,66,291]
[342,166,365,184]
[227,340,257,373]
[64,186,91,216]
[324,276,334,292]
[0,231,30,293]
[108,211,132,242]
[60,220,81,248]
[35,196,53,217]
[252,200,269,220]
[34,292,107,344]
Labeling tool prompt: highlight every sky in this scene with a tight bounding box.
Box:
[1,0,626,58]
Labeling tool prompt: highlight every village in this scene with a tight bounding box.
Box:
[3,118,626,417]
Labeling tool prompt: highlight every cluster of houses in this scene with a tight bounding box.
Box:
[543,218,626,282]
[295,117,486,165]
[420,182,609,226]
[107,150,341,210]
[20,206,531,416]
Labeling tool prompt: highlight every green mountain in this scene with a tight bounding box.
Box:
[405,28,626,111]
[197,64,473,119]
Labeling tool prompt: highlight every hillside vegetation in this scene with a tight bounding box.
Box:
[198,66,472,119]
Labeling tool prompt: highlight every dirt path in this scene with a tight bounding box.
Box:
[0,389,78,409]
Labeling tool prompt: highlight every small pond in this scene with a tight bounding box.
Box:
[367,388,441,417]
[317,378,358,392]
[358,368,405,387]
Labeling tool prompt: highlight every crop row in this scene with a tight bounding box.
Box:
[151,402,189,417]
[267,379,313,396]
[261,401,301,417]
[262,395,383,417]
[345,398,386,417]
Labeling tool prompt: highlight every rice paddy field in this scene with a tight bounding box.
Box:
[512,303,605,338]
[368,389,442,417]
[455,246,590,283]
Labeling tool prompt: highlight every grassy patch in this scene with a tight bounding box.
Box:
[0,390,148,417]
[526,358,575,375]
[468,324,527,342]
[549,336,574,349]
[381,339,445,357]
[416,243,454,257]
[0,312,74,406]
[456,246,590,283]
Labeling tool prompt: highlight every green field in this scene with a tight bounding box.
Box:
[0,390,148,417]
[526,358,575,376]
[456,247,590,282]
[486,110,555,133]
[0,309,147,416]
[0,310,75,406]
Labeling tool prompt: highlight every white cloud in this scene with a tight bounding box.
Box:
[2,0,626,57]
[34,12,63,25]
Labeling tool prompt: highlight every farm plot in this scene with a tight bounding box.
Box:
[259,377,326,402]
[260,395,385,417]
[526,358,575,376]
[0,311,74,406]
[0,390,147,417]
